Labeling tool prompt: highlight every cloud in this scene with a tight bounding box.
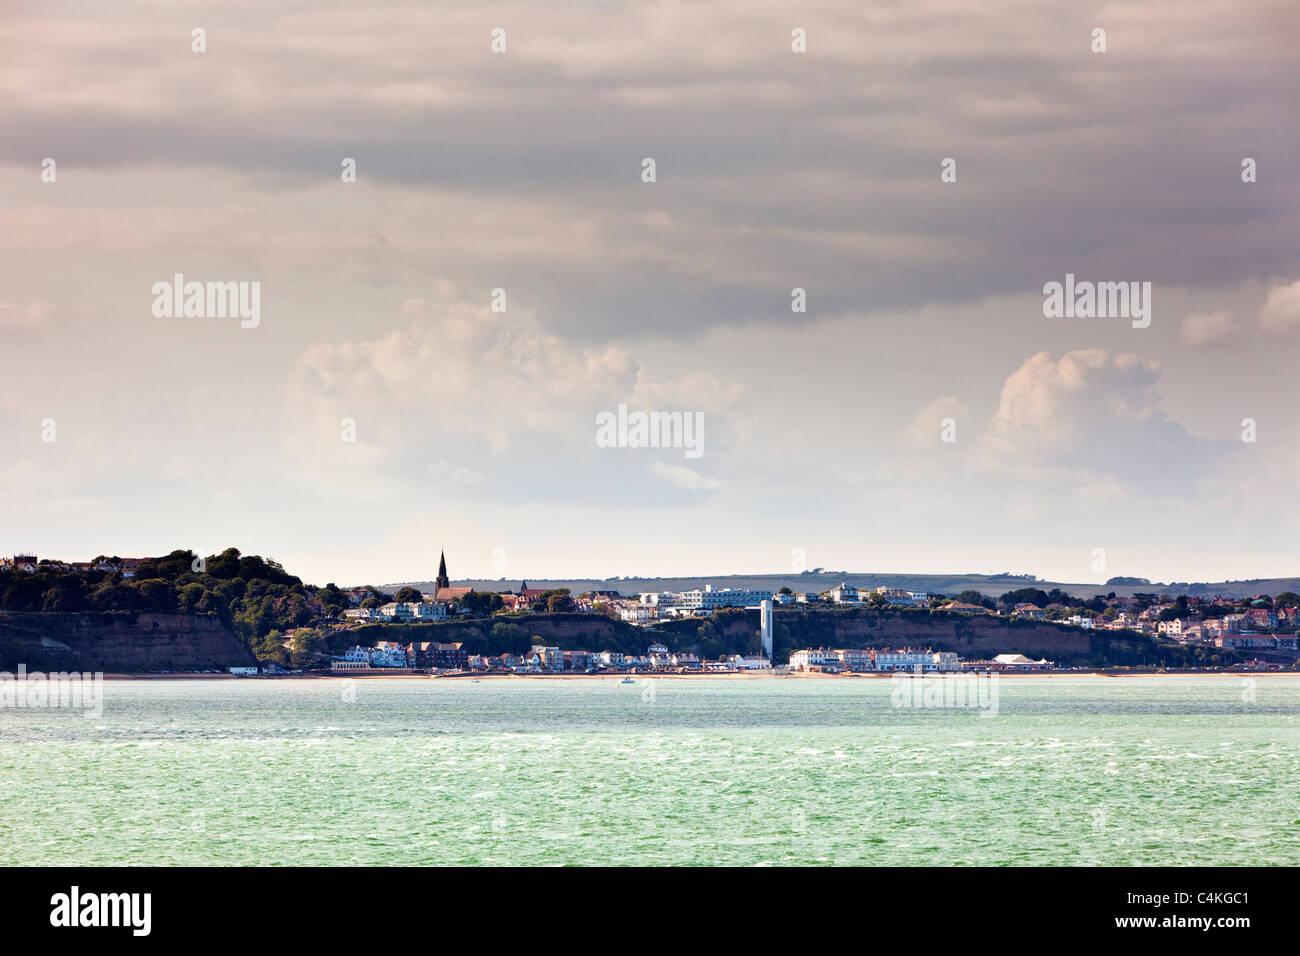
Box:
[650,461,721,492]
[1179,310,1240,348]
[981,349,1214,496]
[1259,279,1300,337]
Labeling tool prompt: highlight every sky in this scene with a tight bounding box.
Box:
[2,0,1299,587]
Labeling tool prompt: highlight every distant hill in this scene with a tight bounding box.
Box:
[383,571,1300,601]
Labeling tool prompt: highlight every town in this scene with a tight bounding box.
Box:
[3,550,1298,677]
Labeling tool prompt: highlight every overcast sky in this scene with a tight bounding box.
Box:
[3,1,1299,587]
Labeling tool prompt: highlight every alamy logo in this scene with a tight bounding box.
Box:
[595,404,704,459]
[152,273,260,328]
[0,665,103,718]
[50,886,151,936]
[1042,273,1151,328]
[890,666,999,717]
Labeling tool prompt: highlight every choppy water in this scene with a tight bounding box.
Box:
[2,676,1297,865]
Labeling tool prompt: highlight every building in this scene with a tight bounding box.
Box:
[649,586,773,616]
[429,551,473,604]
[528,645,563,670]
[828,583,859,604]
[617,603,658,625]
[1013,604,1048,620]
[371,641,411,667]
[404,641,468,669]
[788,648,842,672]
[991,653,1051,671]
[876,588,929,607]
[646,642,672,668]
[564,649,595,671]
[943,601,993,615]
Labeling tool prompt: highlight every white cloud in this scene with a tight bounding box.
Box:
[1179,310,1240,349]
[650,461,721,492]
[1259,279,1300,337]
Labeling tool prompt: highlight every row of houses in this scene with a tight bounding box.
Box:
[824,585,930,607]
[329,640,469,671]
[788,647,961,673]
[0,554,148,578]
[342,601,451,623]
[471,643,773,673]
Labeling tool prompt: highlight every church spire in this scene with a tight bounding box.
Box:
[435,550,450,590]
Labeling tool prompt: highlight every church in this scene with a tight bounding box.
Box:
[428,551,472,604]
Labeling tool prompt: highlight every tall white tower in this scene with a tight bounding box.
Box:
[760,599,773,659]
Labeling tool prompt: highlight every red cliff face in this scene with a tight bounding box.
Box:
[0,611,256,672]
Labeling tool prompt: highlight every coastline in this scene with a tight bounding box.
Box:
[95,668,1299,681]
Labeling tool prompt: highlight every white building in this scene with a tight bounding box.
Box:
[828,583,859,604]
[618,603,658,625]
[870,649,958,672]
[876,588,929,607]
[788,648,842,672]
[649,586,773,615]
[375,601,448,622]
[992,653,1050,670]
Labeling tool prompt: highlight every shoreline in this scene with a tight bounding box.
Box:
[96,668,1300,681]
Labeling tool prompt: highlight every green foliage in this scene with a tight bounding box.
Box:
[460,590,504,614]
[0,548,325,648]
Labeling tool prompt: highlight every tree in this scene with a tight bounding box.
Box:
[461,590,504,614]
[395,587,423,603]
[542,589,574,614]
[290,628,328,668]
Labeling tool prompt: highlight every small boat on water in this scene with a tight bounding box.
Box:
[620,677,635,685]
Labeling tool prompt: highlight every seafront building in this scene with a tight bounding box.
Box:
[787,648,961,673]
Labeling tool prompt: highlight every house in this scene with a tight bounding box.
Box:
[371,641,411,668]
[617,603,658,625]
[877,588,928,607]
[828,583,859,604]
[528,645,563,670]
[564,649,595,671]
[944,601,992,615]
[788,648,841,672]
[1013,604,1048,621]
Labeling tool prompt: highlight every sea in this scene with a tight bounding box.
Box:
[2,675,1297,866]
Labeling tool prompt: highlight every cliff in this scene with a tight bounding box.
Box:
[0,611,256,672]
[342,607,1225,668]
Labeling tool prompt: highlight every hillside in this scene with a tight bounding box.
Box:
[0,611,256,672]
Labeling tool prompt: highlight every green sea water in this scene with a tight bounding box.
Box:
[2,675,1297,866]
